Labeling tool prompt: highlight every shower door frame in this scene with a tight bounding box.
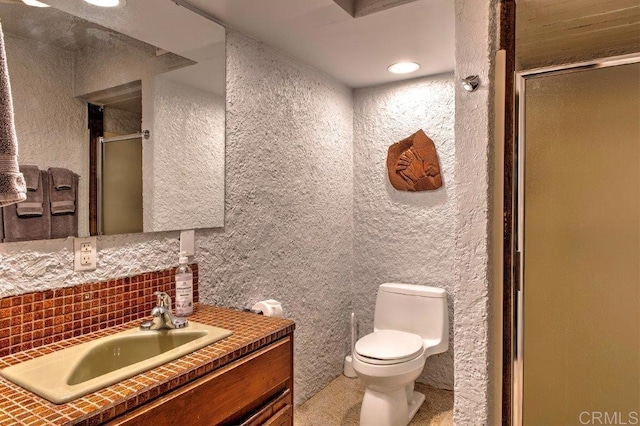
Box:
[97,132,147,236]
[511,52,640,426]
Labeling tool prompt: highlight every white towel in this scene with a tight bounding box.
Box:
[0,23,26,207]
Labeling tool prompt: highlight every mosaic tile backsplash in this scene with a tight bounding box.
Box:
[0,265,199,356]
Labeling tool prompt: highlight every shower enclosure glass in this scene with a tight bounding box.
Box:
[100,132,143,235]
[516,58,640,425]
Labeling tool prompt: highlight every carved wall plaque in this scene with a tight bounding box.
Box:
[387,130,442,191]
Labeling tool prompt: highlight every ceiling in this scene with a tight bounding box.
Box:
[6,0,639,87]
[182,0,455,88]
[31,0,453,89]
[517,0,640,69]
[0,0,455,87]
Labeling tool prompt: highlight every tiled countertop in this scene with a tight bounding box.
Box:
[0,304,295,425]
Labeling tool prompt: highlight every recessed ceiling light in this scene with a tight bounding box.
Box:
[388,62,420,74]
[21,0,50,7]
[84,0,124,7]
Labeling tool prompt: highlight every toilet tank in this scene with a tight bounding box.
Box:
[373,283,448,351]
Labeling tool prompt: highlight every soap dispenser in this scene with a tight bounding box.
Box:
[175,251,193,316]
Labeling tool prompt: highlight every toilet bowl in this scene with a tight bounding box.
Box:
[352,283,448,426]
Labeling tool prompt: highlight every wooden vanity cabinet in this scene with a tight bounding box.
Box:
[108,335,294,426]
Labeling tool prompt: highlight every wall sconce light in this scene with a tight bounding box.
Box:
[462,75,480,92]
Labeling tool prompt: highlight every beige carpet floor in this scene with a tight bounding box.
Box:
[294,375,453,426]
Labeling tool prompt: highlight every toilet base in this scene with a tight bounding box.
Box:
[359,386,425,426]
[408,391,425,422]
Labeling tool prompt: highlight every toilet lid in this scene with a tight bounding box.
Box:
[355,330,423,365]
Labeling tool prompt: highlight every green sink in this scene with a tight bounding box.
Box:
[0,321,232,404]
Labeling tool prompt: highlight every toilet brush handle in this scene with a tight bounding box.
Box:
[350,312,356,354]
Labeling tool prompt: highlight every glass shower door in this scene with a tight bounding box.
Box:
[101,132,143,235]
[520,61,640,425]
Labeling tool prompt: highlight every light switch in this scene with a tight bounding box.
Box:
[180,230,195,257]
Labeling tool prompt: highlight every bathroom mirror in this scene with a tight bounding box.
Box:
[0,1,225,241]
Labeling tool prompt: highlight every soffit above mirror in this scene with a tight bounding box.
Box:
[43,0,224,61]
[0,3,161,54]
[43,0,225,96]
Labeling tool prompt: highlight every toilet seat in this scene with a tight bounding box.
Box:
[354,330,424,365]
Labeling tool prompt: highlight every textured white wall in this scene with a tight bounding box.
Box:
[0,30,354,406]
[196,31,354,404]
[146,77,224,231]
[103,107,141,135]
[0,232,180,297]
[353,74,456,390]
[4,35,89,237]
[453,0,499,423]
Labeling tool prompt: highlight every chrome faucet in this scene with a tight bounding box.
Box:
[140,292,188,330]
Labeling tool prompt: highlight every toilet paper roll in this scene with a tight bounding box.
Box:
[251,299,283,318]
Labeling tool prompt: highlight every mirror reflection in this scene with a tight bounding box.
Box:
[0,2,225,242]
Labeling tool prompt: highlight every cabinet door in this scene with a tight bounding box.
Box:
[264,405,292,426]
[110,336,293,426]
[239,389,292,426]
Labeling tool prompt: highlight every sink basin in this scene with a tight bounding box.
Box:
[0,321,232,404]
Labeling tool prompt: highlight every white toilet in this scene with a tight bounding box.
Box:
[352,283,449,426]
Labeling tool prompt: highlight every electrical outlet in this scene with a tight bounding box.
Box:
[74,237,97,272]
